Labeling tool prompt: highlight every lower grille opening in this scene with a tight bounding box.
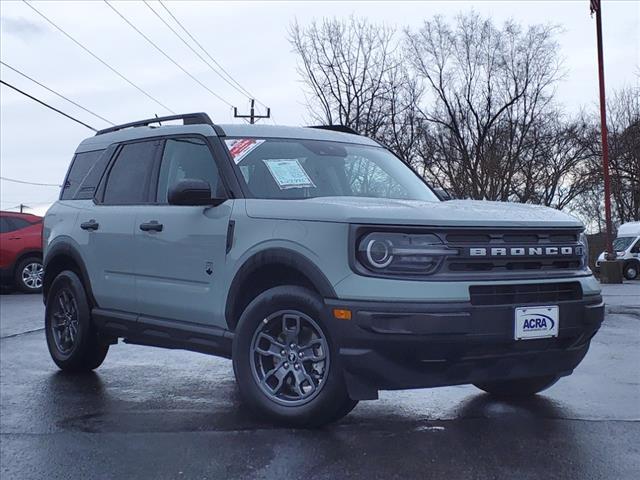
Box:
[449,259,583,273]
[469,282,583,306]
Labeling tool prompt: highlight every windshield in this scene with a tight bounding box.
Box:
[613,237,636,252]
[225,138,439,201]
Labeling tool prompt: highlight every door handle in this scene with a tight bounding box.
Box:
[80,220,99,231]
[139,221,163,232]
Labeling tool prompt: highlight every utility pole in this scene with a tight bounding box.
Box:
[20,203,25,213]
[233,99,270,124]
[591,0,621,283]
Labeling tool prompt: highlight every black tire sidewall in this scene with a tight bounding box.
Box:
[14,256,43,293]
[623,262,638,280]
[45,270,96,369]
[232,285,350,427]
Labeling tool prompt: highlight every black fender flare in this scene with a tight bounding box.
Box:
[224,248,336,327]
[43,240,96,306]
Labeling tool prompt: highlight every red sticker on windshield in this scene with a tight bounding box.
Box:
[225,138,265,164]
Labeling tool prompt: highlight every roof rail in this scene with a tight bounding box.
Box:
[307,125,360,136]
[95,112,225,136]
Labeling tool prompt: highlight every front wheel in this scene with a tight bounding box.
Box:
[45,270,109,372]
[232,286,354,427]
[474,375,560,398]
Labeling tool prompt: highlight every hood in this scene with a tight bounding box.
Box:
[244,197,583,228]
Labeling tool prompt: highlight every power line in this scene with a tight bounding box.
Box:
[147,1,261,107]
[158,1,267,110]
[143,1,251,101]
[104,0,233,108]
[1,176,61,187]
[0,61,115,126]
[22,0,176,115]
[1,80,97,131]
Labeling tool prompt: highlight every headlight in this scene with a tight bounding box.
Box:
[579,233,590,269]
[356,232,457,275]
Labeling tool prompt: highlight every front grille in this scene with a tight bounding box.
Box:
[469,282,583,306]
[443,229,584,275]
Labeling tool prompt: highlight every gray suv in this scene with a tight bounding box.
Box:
[43,113,604,426]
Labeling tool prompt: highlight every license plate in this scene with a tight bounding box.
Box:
[514,306,559,340]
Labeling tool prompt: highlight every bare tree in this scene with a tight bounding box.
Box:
[405,13,563,201]
[290,16,426,164]
[516,114,596,209]
[607,87,640,222]
[581,86,640,225]
[289,17,398,137]
[290,13,616,223]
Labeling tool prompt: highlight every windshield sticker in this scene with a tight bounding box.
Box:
[263,159,316,190]
[225,138,265,164]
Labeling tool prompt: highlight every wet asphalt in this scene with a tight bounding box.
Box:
[0,284,639,479]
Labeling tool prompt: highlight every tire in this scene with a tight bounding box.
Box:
[14,256,43,293]
[232,285,353,427]
[474,375,560,398]
[45,270,109,372]
[623,262,638,280]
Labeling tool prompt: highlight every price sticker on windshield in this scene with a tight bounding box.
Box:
[263,159,316,189]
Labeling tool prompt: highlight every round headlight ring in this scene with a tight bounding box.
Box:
[366,238,394,269]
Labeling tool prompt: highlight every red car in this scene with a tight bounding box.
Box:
[0,211,44,293]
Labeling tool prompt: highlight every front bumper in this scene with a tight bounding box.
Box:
[324,295,604,400]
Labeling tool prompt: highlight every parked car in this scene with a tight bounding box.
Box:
[595,222,640,280]
[0,211,44,293]
[43,113,604,426]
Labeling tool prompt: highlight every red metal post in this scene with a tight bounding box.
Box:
[593,0,615,258]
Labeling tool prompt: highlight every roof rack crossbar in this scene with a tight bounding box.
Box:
[95,112,218,136]
[307,125,360,136]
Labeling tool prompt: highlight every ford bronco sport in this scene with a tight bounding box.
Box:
[43,113,604,426]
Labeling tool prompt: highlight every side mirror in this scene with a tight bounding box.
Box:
[168,179,225,206]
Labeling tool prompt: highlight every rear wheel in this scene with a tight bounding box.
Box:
[15,256,43,293]
[623,262,638,280]
[232,286,353,427]
[45,270,109,372]
[474,375,560,398]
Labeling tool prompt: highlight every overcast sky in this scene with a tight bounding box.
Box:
[1,0,638,215]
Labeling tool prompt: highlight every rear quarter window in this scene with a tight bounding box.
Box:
[61,149,106,200]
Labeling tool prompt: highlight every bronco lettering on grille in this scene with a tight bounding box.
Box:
[469,246,581,257]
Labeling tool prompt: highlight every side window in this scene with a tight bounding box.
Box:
[103,141,159,205]
[8,218,31,231]
[156,137,223,203]
[632,239,640,254]
[61,149,105,200]
[0,217,13,234]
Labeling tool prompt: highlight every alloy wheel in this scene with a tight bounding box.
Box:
[21,262,43,290]
[250,310,330,406]
[50,288,79,355]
